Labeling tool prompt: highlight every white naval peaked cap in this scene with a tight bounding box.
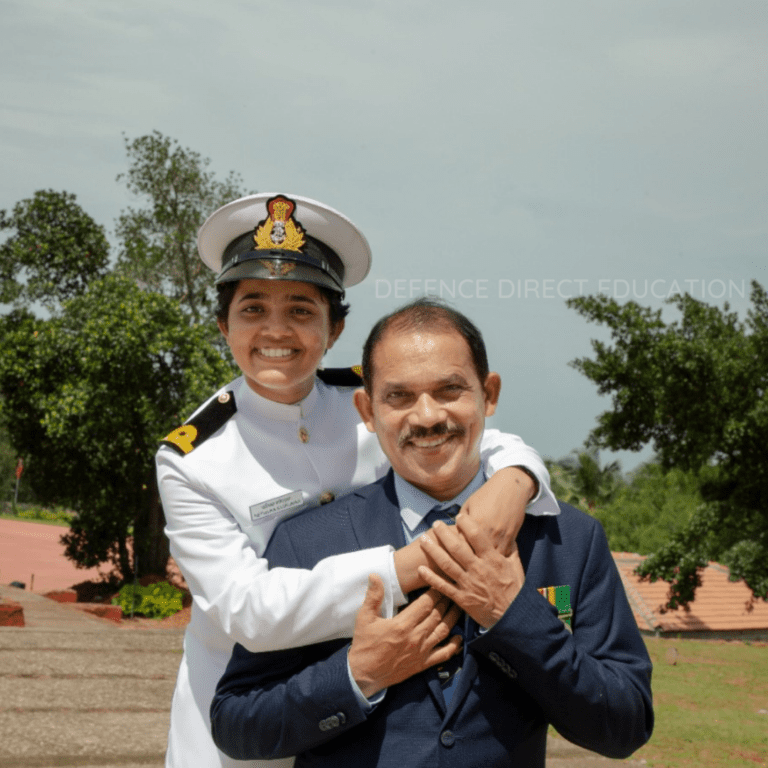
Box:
[197,193,372,293]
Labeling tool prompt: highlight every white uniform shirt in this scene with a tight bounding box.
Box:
[158,375,558,767]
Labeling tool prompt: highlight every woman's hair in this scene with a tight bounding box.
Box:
[215,281,350,330]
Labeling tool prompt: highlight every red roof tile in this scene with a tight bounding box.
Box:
[612,552,768,633]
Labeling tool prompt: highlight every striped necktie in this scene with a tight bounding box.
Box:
[418,503,460,536]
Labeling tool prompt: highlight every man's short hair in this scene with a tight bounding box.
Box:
[361,297,489,392]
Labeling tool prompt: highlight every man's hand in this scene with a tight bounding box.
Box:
[418,516,525,629]
[394,467,534,593]
[348,574,463,699]
[458,466,534,555]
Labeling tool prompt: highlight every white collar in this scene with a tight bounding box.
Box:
[394,469,485,536]
[234,376,321,423]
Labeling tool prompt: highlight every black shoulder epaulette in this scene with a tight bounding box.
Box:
[316,366,364,387]
[160,391,237,456]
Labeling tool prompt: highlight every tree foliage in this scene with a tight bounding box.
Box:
[547,446,623,511]
[0,276,233,578]
[115,131,247,323]
[0,422,17,506]
[0,133,243,579]
[0,190,110,311]
[591,463,703,556]
[568,282,768,607]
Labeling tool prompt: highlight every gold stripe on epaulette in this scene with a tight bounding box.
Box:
[163,425,199,455]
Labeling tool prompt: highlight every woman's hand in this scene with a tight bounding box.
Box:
[458,466,535,555]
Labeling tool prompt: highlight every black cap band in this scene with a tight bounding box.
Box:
[217,231,345,292]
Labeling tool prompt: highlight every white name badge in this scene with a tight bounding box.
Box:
[249,491,305,523]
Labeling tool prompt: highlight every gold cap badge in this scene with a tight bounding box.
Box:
[254,195,306,252]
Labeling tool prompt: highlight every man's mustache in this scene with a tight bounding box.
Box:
[398,422,465,447]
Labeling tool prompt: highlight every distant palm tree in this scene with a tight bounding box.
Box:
[547,447,623,510]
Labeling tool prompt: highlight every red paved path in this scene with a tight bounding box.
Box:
[0,518,108,593]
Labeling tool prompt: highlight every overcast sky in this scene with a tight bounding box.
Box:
[2,0,766,471]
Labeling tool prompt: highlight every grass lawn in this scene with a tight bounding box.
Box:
[634,636,768,767]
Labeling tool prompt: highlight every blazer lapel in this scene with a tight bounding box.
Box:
[348,471,407,550]
[427,672,448,715]
[444,651,478,718]
[348,472,448,714]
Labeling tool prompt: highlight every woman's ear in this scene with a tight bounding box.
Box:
[326,317,345,351]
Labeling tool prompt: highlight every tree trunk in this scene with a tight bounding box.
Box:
[132,471,170,577]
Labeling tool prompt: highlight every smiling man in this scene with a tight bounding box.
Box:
[354,312,500,503]
[210,298,654,767]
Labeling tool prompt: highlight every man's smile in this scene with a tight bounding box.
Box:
[399,424,465,449]
[409,435,452,449]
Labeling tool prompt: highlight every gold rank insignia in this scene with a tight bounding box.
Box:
[253,195,306,252]
[160,391,237,456]
[163,425,199,455]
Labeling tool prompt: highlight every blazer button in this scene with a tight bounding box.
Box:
[319,491,335,504]
[440,730,456,747]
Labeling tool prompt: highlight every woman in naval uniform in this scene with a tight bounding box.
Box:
[156,193,559,768]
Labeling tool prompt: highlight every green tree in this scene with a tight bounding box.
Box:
[0,276,233,578]
[0,422,17,507]
[0,190,110,311]
[591,463,703,556]
[545,460,580,506]
[567,281,768,607]
[115,131,247,323]
[546,446,623,511]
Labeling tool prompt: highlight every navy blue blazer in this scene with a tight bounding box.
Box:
[211,472,653,767]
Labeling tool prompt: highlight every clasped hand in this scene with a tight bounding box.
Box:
[418,515,525,629]
[348,574,463,699]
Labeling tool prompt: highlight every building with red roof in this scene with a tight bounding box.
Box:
[613,552,768,640]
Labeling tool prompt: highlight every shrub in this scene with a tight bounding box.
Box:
[1,503,75,524]
[18,505,75,524]
[112,581,183,619]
